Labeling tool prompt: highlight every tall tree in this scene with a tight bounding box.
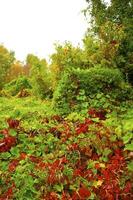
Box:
[6,61,24,82]
[0,45,15,89]
[85,0,133,84]
[26,54,51,98]
[50,42,85,89]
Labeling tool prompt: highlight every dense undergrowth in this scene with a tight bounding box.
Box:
[0,97,133,200]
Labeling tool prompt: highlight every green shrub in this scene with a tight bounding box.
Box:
[111,83,133,101]
[31,75,52,99]
[52,66,131,114]
[4,76,32,96]
[0,89,11,98]
[26,54,52,99]
[75,66,123,94]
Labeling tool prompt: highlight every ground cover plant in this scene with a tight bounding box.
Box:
[0,97,133,199]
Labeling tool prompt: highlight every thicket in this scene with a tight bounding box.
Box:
[2,76,31,97]
[26,54,52,99]
[0,5,132,98]
[85,0,133,84]
[52,66,133,114]
[0,0,132,107]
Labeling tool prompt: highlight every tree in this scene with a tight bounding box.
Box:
[0,45,15,89]
[50,41,85,89]
[6,61,24,83]
[26,54,51,99]
[85,0,133,84]
[83,22,125,68]
[23,63,31,77]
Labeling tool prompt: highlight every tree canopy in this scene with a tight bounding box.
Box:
[0,45,15,89]
[85,0,133,84]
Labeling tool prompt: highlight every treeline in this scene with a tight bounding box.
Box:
[0,0,133,112]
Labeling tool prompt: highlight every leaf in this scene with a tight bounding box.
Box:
[10,147,20,157]
[99,163,106,168]
[102,148,112,157]
[63,166,73,177]
[53,184,63,192]
[0,152,11,159]
[69,184,78,191]
[127,161,133,171]
[92,118,99,122]
[101,156,108,162]
[10,129,17,136]
[110,135,117,142]
[125,142,133,151]
[78,186,91,198]
[0,134,4,139]
[93,180,103,188]
[104,102,110,109]
[89,192,95,200]
[0,161,9,171]
[87,160,97,169]
[122,132,132,144]
[115,126,122,138]
[34,136,42,143]
[96,93,102,99]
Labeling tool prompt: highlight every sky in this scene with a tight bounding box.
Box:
[0,0,88,62]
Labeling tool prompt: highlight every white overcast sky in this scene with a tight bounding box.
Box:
[0,0,88,62]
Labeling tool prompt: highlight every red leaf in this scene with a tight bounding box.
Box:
[95,163,100,169]
[76,123,88,134]
[72,191,79,200]
[123,181,132,193]
[78,185,91,198]
[88,108,106,120]
[7,118,20,129]
[29,155,41,163]
[73,169,83,177]
[8,159,19,172]
[0,129,9,137]
[19,152,27,160]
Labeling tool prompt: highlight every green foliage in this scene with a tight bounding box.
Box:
[0,97,53,130]
[83,21,126,68]
[3,76,32,96]
[0,45,15,90]
[26,54,52,99]
[0,97,132,199]
[50,42,85,89]
[85,0,133,84]
[83,35,100,67]
[52,66,128,114]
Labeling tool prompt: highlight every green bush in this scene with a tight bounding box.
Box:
[4,76,32,96]
[0,89,11,98]
[52,66,131,114]
[111,83,133,101]
[31,75,52,99]
[26,54,52,99]
[52,71,72,114]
